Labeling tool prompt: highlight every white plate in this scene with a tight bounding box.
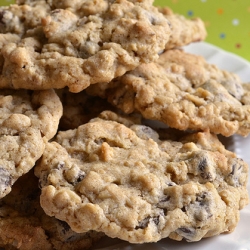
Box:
[94,42,250,250]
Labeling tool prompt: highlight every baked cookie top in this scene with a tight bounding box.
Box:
[0,89,62,198]
[0,0,171,92]
[87,49,250,137]
[0,170,103,250]
[35,111,249,244]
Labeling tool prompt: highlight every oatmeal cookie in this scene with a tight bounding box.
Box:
[0,0,171,92]
[87,49,250,137]
[0,34,20,49]
[0,34,21,72]
[0,170,103,250]
[159,7,207,49]
[241,83,250,105]
[35,111,249,244]
[0,89,62,198]
[0,1,50,36]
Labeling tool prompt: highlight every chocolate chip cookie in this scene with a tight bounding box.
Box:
[0,89,62,198]
[0,169,103,250]
[35,111,249,243]
[0,0,171,92]
[0,1,50,36]
[87,49,250,137]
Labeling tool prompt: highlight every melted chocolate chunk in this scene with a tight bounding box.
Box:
[193,192,213,221]
[176,227,196,241]
[76,173,85,183]
[227,158,245,187]
[198,158,207,172]
[197,155,213,181]
[135,215,160,229]
[167,182,176,186]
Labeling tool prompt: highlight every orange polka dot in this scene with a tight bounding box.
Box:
[217,8,224,15]
[235,43,242,49]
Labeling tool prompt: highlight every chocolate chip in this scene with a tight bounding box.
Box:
[198,158,207,172]
[38,171,49,188]
[167,182,176,186]
[181,206,187,212]
[227,158,244,187]
[177,227,195,235]
[176,227,196,241]
[98,41,103,47]
[148,15,157,25]
[135,217,150,229]
[159,196,170,203]
[57,162,65,169]
[76,173,85,183]
[230,163,242,176]
[65,168,85,185]
[196,192,207,206]
[135,215,160,229]
[193,192,213,221]
[197,155,213,181]
[200,172,213,180]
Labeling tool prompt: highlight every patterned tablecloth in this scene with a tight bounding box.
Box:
[1,0,250,62]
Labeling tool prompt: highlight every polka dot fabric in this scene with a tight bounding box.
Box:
[0,0,249,61]
[154,0,250,62]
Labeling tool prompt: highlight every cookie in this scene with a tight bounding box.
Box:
[0,89,62,198]
[0,0,171,92]
[159,7,207,49]
[35,111,249,244]
[14,1,206,48]
[0,169,103,250]
[87,49,250,137]
[56,88,115,130]
[0,1,50,37]
[0,34,20,49]
[241,83,250,105]
[0,34,21,72]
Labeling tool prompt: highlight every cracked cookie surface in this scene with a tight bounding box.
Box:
[35,111,249,244]
[87,49,250,137]
[0,88,62,198]
[0,170,103,250]
[0,0,171,92]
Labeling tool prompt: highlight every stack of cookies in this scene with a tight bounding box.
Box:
[0,0,249,249]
